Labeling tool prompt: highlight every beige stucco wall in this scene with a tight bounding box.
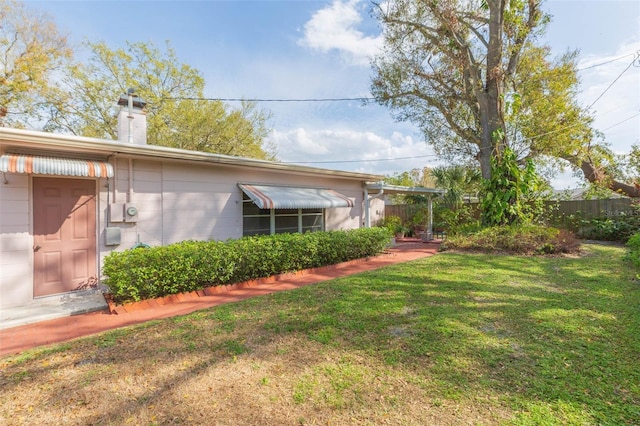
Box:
[0,153,383,309]
[101,157,377,249]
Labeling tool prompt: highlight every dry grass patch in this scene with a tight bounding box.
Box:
[1,243,637,425]
[1,332,509,425]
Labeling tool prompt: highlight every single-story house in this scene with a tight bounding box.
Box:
[0,95,442,310]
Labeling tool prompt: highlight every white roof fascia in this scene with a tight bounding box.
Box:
[0,127,383,182]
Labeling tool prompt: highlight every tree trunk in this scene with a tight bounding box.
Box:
[476,0,508,181]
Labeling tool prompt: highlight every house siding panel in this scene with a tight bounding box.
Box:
[161,163,234,242]
[0,260,33,308]
[1,211,29,228]
[0,173,33,308]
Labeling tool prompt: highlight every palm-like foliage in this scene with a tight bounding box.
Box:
[431,166,481,210]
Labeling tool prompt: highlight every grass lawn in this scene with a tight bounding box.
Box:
[1,243,638,425]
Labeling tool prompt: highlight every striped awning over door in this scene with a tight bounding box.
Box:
[239,183,354,209]
[0,154,114,178]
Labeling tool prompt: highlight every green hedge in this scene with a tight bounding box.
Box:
[103,228,392,304]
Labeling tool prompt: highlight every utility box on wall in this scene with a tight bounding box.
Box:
[109,204,125,222]
[124,203,138,222]
[105,227,121,246]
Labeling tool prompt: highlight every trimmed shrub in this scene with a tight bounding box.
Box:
[103,228,391,304]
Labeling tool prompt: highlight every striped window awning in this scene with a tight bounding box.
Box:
[0,154,114,178]
[239,183,354,209]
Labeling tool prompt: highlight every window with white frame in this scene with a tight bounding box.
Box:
[242,193,324,236]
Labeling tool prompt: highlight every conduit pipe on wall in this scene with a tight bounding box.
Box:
[128,158,133,203]
[112,156,118,204]
[127,89,135,144]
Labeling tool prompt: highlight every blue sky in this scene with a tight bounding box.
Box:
[26,0,640,188]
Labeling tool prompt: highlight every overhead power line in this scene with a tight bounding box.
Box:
[163,51,640,104]
[167,51,638,159]
[163,52,640,104]
[283,154,437,165]
[601,113,640,131]
[586,55,637,109]
[165,96,374,103]
[577,52,637,71]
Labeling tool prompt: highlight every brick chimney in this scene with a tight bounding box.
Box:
[117,88,147,144]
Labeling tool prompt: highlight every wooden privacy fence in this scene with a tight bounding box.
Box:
[386,198,635,224]
[384,204,423,223]
[543,198,633,218]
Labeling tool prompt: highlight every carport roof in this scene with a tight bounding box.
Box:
[364,183,446,196]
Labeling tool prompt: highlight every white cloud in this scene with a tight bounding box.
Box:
[268,127,439,176]
[298,0,382,66]
[270,128,330,155]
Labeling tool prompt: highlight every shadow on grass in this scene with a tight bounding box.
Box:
[247,244,639,423]
[1,244,638,424]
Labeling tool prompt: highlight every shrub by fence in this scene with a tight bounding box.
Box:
[103,228,391,304]
[388,198,639,241]
[541,199,640,241]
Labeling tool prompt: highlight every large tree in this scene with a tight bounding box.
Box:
[0,0,71,127]
[46,41,275,160]
[1,1,274,161]
[150,98,273,160]
[370,0,619,194]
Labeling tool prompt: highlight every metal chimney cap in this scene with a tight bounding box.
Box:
[117,94,147,109]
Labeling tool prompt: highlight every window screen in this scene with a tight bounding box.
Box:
[242,193,324,236]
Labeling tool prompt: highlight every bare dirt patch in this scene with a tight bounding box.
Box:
[1,330,511,425]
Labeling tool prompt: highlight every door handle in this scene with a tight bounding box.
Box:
[34,245,41,252]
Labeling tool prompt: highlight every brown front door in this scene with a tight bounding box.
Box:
[33,177,97,297]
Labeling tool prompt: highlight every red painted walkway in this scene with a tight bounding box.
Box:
[0,242,439,357]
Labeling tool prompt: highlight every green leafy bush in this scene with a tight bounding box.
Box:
[442,224,580,255]
[103,228,391,304]
[481,146,544,226]
[624,233,640,273]
[378,215,405,235]
[546,202,640,243]
[581,213,640,242]
[437,205,481,236]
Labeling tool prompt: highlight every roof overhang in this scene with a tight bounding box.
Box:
[0,127,383,182]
